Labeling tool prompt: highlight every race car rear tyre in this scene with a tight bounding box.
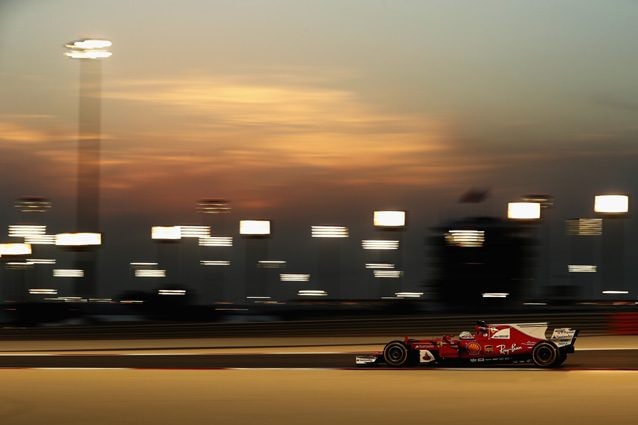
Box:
[532,341,559,368]
[383,341,409,367]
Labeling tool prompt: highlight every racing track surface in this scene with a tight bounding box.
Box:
[1,349,637,369]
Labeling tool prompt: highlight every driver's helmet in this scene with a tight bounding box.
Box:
[459,331,474,340]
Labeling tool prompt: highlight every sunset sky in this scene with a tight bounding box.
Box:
[1,0,637,300]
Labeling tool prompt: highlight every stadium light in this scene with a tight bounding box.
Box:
[362,240,399,250]
[55,232,101,247]
[64,39,112,59]
[373,210,406,228]
[239,220,271,236]
[0,243,32,256]
[311,226,349,238]
[151,226,181,241]
[594,195,629,215]
[507,202,541,220]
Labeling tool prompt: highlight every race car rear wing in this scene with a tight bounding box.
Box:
[550,328,578,349]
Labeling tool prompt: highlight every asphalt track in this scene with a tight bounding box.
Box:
[0,349,636,369]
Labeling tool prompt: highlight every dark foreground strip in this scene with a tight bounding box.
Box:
[0,350,637,370]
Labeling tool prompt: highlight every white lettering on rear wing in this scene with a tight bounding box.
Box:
[551,328,577,347]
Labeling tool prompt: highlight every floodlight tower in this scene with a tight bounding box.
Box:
[64,38,111,299]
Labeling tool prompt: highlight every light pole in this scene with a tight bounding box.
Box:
[64,38,112,299]
[373,210,406,298]
[507,202,541,301]
[311,225,348,299]
[239,220,271,302]
[595,194,630,298]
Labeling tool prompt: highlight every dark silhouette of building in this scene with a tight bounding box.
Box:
[426,216,537,310]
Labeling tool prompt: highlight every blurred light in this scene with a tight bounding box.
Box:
[362,239,399,250]
[298,290,328,297]
[199,236,233,247]
[89,298,113,303]
[180,225,210,238]
[8,225,46,238]
[120,300,144,304]
[374,210,406,228]
[55,233,101,246]
[395,292,423,298]
[239,220,271,236]
[373,270,402,278]
[53,269,84,278]
[201,260,230,266]
[5,261,33,269]
[507,202,541,220]
[523,302,548,306]
[135,269,166,278]
[445,230,484,248]
[29,289,57,295]
[246,296,271,300]
[568,265,597,273]
[522,194,554,209]
[311,225,349,238]
[258,260,286,268]
[64,39,112,59]
[130,262,158,267]
[66,39,112,50]
[24,234,56,245]
[595,195,629,214]
[27,258,56,265]
[280,273,310,282]
[0,243,32,256]
[15,197,52,213]
[482,292,509,298]
[567,218,603,236]
[602,290,629,295]
[152,226,181,241]
[158,289,186,296]
[365,263,395,269]
[197,199,231,214]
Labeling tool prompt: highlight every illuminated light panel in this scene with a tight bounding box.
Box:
[0,243,32,256]
[55,233,101,246]
[374,270,402,278]
[199,236,233,247]
[239,220,271,236]
[567,218,602,236]
[374,210,406,228]
[568,265,597,273]
[507,202,541,220]
[201,260,230,266]
[258,260,286,268]
[280,273,310,282]
[179,225,210,238]
[24,234,56,245]
[445,230,484,248]
[365,263,395,269]
[523,302,548,306]
[158,289,186,296]
[151,226,181,240]
[246,296,271,300]
[8,225,46,238]
[395,292,424,298]
[120,300,144,304]
[361,240,399,250]
[53,269,84,278]
[29,289,58,295]
[135,269,166,278]
[27,258,56,265]
[5,261,33,269]
[594,195,629,214]
[311,225,349,238]
[602,290,629,295]
[65,50,112,59]
[482,292,509,298]
[130,262,158,267]
[298,290,328,297]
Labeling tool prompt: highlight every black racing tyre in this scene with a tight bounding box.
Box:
[383,341,409,367]
[532,341,559,368]
[554,352,567,367]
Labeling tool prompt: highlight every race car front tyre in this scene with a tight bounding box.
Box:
[383,341,409,367]
[532,341,560,368]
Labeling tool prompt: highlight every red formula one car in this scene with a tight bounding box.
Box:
[356,321,578,368]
